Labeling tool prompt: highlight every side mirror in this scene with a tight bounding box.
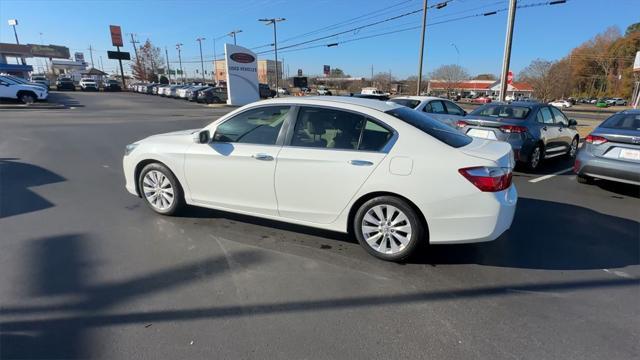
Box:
[192,130,210,144]
[463,110,468,116]
[568,119,578,126]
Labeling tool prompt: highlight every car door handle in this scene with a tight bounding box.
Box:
[349,160,373,166]
[542,126,547,131]
[252,153,274,161]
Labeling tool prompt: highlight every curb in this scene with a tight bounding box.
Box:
[0,104,66,110]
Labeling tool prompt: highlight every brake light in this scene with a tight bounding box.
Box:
[459,166,512,192]
[499,125,527,133]
[585,134,607,145]
[455,120,469,128]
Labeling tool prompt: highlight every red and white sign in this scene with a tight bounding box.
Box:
[109,25,123,47]
[507,71,513,85]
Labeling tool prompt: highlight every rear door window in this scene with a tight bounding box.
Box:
[424,100,447,114]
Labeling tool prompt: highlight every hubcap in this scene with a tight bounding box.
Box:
[531,148,540,168]
[142,170,174,211]
[570,139,578,157]
[361,205,412,255]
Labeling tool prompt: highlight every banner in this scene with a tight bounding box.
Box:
[110,25,123,47]
[224,43,259,106]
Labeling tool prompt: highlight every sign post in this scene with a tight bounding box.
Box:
[109,25,127,88]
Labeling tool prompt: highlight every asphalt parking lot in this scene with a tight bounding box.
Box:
[1,91,638,359]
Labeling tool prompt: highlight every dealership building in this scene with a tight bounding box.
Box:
[214,59,282,87]
[428,79,534,98]
[0,43,70,78]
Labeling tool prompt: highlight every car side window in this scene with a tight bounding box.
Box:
[424,100,446,114]
[291,107,365,150]
[213,106,290,145]
[550,107,568,126]
[536,107,554,125]
[444,101,465,116]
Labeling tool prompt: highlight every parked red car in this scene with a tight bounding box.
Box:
[472,96,492,104]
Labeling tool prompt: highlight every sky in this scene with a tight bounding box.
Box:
[0,0,638,79]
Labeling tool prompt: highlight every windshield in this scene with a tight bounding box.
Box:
[600,113,640,131]
[388,98,421,109]
[470,105,531,120]
[385,107,472,148]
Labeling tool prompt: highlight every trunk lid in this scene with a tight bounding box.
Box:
[461,137,515,169]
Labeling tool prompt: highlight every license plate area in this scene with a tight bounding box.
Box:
[467,128,497,140]
[619,148,640,161]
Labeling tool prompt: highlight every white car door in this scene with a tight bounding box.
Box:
[275,106,394,224]
[184,105,292,216]
[0,79,14,98]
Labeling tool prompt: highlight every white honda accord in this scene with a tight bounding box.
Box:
[123,97,517,261]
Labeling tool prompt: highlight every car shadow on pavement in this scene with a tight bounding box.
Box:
[418,197,640,270]
[48,91,85,108]
[590,180,640,198]
[0,233,266,359]
[0,158,66,219]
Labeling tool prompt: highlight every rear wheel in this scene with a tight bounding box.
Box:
[354,196,425,262]
[138,163,185,215]
[576,174,594,184]
[527,144,543,170]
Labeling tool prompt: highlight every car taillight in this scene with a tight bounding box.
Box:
[459,166,512,192]
[455,120,468,128]
[585,134,607,145]
[499,125,527,133]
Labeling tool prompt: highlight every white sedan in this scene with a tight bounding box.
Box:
[123,97,517,261]
[549,100,572,108]
[388,96,467,128]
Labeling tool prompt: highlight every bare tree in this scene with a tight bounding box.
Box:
[131,39,165,82]
[372,72,396,92]
[519,59,560,102]
[429,64,469,96]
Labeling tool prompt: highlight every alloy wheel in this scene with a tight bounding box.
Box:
[569,138,578,158]
[142,170,175,211]
[530,147,541,169]
[361,205,412,255]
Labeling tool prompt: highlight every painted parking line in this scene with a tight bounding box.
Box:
[528,167,574,183]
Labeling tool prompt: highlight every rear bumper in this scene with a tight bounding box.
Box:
[428,185,518,244]
[576,150,640,185]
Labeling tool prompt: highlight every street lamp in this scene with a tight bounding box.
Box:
[228,30,242,45]
[258,18,285,95]
[196,37,206,83]
[212,34,227,84]
[176,43,184,83]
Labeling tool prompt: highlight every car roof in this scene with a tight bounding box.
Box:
[260,96,404,112]
[620,109,640,114]
[391,96,445,102]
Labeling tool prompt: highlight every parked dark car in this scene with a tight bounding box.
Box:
[103,79,121,91]
[187,86,211,102]
[456,102,579,170]
[574,109,640,185]
[56,77,75,91]
[197,87,228,104]
[259,83,276,99]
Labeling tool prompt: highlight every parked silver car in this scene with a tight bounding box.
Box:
[574,109,640,185]
[388,96,467,128]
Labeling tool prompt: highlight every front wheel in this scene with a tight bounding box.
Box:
[576,174,593,184]
[138,163,185,215]
[567,137,579,158]
[354,196,425,262]
[19,93,35,105]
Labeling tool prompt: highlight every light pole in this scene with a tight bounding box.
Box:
[196,37,206,83]
[259,18,285,94]
[499,0,517,102]
[176,43,184,83]
[416,0,427,95]
[212,34,226,84]
[228,30,242,45]
[8,19,19,45]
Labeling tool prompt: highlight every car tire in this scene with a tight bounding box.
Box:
[576,174,593,184]
[567,136,579,158]
[527,144,543,170]
[19,92,36,105]
[354,196,425,262]
[138,163,185,216]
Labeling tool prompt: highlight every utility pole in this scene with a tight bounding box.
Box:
[499,0,517,102]
[416,0,428,95]
[99,56,104,72]
[259,18,285,95]
[176,43,184,83]
[371,64,374,86]
[88,45,95,69]
[165,46,172,83]
[197,37,206,83]
[228,30,242,45]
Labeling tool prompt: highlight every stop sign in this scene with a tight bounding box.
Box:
[507,71,513,85]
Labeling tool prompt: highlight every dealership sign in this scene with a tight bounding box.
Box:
[110,25,124,47]
[224,43,259,106]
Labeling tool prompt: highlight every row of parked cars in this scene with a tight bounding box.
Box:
[54,78,122,92]
[129,82,229,104]
[387,95,639,187]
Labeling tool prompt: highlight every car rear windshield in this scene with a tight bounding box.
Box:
[470,105,531,119]
[388,98,421,109]
[385,107,472,148]
[600,113,640,131]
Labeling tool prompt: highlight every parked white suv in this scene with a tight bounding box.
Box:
[0,75,49,104]
[79,78,99,91]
